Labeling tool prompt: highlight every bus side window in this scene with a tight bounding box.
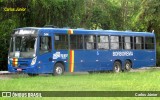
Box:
[39,36,52,54]
[97,35,109,50]
[84,35,96,50]
[110,36,121,50]
[134,37,144,49]
[54,34,68,50]
[123,36,133,50]
[145,37,154,50]
[70,35,83,49]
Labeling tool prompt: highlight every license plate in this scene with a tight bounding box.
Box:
[17,68,22,71]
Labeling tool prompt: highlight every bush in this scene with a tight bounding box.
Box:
[156,46,160,66]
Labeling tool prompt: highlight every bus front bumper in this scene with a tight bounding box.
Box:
[8,65,38,74]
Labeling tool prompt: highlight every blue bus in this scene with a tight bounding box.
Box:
[8,27,156,76]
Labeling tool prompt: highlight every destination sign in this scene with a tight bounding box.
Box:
[15,30,36,35]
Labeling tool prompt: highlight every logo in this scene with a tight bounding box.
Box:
[113,51,133,56]
[2,92,11,97]
[44,33,49,36]
[53,52,68,59]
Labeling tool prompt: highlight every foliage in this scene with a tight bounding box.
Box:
[131,0,160,38]
[157,46,160,66]
[0,0,160,69]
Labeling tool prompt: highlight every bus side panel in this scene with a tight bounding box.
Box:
[53,50,68,71]
[143,50,156,67]
[80,50,99,71]
[74,50,113,72]
[73,50,156,72]
[72,50,85,72]
[97,50,113,71]
[68,50,98,72]
[132,50,156,68]
[36,52,54,73]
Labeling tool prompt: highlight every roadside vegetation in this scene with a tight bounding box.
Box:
[0,0,160,70]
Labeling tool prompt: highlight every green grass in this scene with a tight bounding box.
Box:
[1,68,160,99]
[1,69,160,91]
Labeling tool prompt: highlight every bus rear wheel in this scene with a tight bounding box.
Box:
[53,63,64,76]
[124,60,132,71]
[113,61,121,73]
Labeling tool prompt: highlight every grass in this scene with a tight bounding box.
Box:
[1,68,160,99]
[1,69,160,91]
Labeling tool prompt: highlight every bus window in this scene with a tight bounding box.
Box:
[134,37,144,49]
[110,36,121,50]
[97,35,109,50]
[123,36,133,50]
[145,37,154,49]
[84,35,96,50]
[70,35,83,49]
[39,36,52,54]
[54,34,68,50]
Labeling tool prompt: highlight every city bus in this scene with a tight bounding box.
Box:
[8,27,156,76]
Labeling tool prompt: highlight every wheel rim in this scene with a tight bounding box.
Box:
[55,66,63,75]
[125,63,130,70]
[115,64,120,72]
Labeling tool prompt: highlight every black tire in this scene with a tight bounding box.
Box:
[28,73,38,76]
[53,63,64,76]
[124,60,132,71]
[113,61,122,73]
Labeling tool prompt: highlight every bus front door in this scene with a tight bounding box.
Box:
[38,36,53,73]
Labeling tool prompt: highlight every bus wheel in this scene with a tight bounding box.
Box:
[54,63,64,76]
[113,61,121,73]
[28,73,38,76]
[124,60,132,71]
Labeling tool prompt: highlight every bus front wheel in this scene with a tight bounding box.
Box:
[53,63,64,76]
[124,60,132,71]
[113,61,121,73]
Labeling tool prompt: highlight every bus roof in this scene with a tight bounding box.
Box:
[16,27,155,37]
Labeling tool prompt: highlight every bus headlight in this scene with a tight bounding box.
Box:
[31,57,37,65]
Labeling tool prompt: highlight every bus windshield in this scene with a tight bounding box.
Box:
[9,36,37,58]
